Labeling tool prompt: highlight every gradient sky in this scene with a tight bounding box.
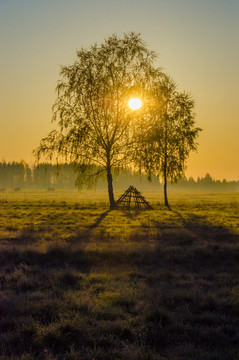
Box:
[1,0,239,180]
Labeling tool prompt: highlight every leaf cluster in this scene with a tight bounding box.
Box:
[34,33,160,187]
[134,74,202,183]
[34,33,202,189]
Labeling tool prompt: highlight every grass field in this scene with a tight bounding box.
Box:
[0,190,238,360]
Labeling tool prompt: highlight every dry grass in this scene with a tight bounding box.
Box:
[0,190,238,359]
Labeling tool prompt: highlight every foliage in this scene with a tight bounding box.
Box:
[34,32,159,208]
[135,74,202,205]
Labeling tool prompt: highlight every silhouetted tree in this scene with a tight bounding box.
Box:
[34,33,158,208]
[136,74,202,206]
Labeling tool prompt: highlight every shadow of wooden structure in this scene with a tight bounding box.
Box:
[116,186,153,210]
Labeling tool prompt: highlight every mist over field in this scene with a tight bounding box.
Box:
[0,162,238,193]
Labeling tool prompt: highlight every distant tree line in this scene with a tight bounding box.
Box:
[173,173,239,192]
[0,161,76,190]
[0,162,238,192]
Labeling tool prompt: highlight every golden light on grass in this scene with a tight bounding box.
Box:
[128,98,142,110]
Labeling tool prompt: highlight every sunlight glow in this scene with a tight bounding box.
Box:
[128,98,142,110]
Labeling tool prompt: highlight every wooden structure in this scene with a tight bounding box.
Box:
[116,186,153,210]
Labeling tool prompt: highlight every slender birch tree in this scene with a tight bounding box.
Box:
[136,74,202,206]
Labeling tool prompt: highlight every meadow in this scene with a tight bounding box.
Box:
[0,190,238,360]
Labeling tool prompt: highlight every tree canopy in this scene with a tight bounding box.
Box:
[35,32,202,208]
[35,32,159,208]
[135,74,202,206]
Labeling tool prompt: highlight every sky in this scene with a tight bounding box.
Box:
[0,0,239,180]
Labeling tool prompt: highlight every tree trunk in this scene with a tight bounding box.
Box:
[107,164,115,209]
[163,110,169,207]
[163,171,169,207]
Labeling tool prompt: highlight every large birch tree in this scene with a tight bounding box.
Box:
[34,33,158,209]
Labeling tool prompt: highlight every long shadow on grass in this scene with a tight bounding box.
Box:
[150,211,239,272]
[0,227,38,249]
[173,210,239,246]
[0,210,111,274]
[1,208,238,359]
[134,212,239,359]
[70,209,110,245]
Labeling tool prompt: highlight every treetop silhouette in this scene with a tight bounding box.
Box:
[34,32,160,209]
[34,32,202,208]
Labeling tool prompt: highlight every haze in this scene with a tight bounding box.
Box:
[0,0,238,180]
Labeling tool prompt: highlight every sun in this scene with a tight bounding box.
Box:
[128,98,142,110]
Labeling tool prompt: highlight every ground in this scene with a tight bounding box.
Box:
[0,190,238,360]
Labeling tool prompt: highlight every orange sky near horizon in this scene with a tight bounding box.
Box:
[0,0,238,181]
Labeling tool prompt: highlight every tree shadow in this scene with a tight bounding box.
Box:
[1,206,238,359]
[0,210,111,276]
[125,207,239,358]
[69,210,110,246]
[0,230,36,249]
[0,244,91,275]
[172,210,238,245]
[87,210,110,230]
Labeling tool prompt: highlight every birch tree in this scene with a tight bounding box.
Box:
[136,74,202,206]
[34,33,158,208]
